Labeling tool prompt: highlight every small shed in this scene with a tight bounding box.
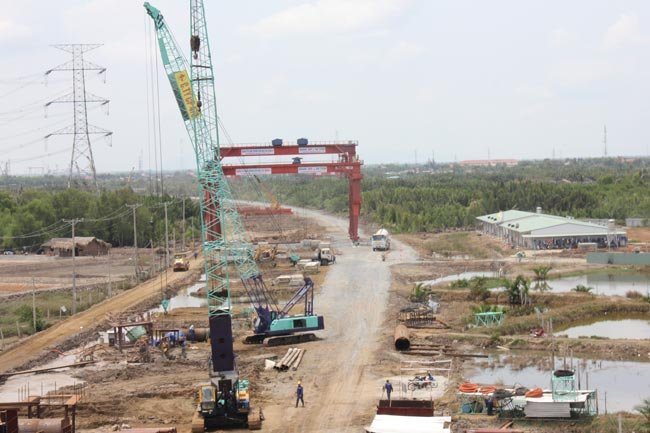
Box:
[42,237,111,257]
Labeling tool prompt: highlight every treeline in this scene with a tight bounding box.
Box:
[0,188,199,250]
[231,159,650,233]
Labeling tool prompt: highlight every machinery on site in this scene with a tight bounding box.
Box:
[243,274,324,346]
[145,1,324,429]
[312,242,336,266]
[172,252,191,272]
[372,228,391,251]
[145,2,257,429]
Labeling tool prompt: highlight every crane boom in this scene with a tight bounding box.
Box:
[144,2,262,429]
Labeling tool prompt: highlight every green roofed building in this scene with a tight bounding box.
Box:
[476,207,627,250]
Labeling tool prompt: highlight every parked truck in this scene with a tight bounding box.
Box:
[371,229,391,251]
[312,242,336,266]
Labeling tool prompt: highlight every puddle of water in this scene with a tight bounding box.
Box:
[546,273,650,296]
[555,319,650,339]
[0,354,84,401]
[150,283,207,313]
[467,354,650,412]
[419,271,499,287]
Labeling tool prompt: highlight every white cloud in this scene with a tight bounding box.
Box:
[515,85,554,100]
[549,28,576,46]
[0,17,31,41]
[548,60,613,86]
[250,0,411,36]
[385,41,424,62]
[603,13,646,50]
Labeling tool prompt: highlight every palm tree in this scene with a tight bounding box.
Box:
[504,275,531,306]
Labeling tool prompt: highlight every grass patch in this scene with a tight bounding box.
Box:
[0,282,132,338]
[423,232,503,259]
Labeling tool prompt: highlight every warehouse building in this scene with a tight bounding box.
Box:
[476,208,627,250]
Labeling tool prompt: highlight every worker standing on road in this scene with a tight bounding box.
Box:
[295,381,304,407]
[383,380,393,401]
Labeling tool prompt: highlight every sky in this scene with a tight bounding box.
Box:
[1,0,649,175]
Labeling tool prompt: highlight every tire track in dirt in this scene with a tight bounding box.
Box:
[259,207,417,433]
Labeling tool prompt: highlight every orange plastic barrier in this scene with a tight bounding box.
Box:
[525,387,543,398]
[479,386,496,394]
[459,383,479,393]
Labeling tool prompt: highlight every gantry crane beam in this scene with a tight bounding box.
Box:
[219,142,357,158]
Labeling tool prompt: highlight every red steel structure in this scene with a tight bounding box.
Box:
[220,141,362,242]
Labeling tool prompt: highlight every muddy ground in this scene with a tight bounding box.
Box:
[1,220,649,433]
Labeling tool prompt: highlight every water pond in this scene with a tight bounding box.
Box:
[467,354,650,412]
[542,272,650,296]
[555,318,650,340]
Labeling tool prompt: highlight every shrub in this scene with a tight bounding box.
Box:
[450,278,469,289]
[626,290,643,299]
[469,277,490,301]
[572,284,593,294]
[533,265,552,281]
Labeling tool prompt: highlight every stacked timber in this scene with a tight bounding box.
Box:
[273,348,306,371]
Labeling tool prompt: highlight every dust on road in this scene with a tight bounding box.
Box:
[259,208,417,433]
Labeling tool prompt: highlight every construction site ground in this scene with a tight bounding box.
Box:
[1,215,649,433]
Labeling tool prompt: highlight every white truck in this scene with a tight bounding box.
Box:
[371,228,391,251]
[311,242,336,266]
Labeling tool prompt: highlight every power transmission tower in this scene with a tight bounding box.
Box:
[603,124,608,157]
[45,44,112,190]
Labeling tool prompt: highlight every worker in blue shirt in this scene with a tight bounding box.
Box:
[383,379,393,401]
[295,381,304,407]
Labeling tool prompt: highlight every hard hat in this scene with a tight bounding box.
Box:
[298,381,301,385]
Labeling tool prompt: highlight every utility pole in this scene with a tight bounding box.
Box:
[164,202,170,269]
[63,218,83,314]
[45,44,112,190]
[107,251,112,297]
[126,204,142,281]
[182,197,186,251]
[190,216,195,249]
[32,278,37,331]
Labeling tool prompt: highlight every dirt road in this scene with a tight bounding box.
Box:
[0,263,202,373]
[259,208,417,433]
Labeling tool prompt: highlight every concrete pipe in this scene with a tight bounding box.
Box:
[181,327,209,342]
[19,418,70,433]
[394,324,410,351]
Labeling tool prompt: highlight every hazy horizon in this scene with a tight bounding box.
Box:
[1,0,650,175]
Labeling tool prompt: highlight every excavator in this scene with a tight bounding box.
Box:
[242,275,324,346]
[145,1,323,429]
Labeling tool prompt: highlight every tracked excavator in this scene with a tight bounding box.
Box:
[144,1,323,430]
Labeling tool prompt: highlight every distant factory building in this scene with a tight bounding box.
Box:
[460,159,518,167]
[42,237,111,257]
[626,217,647,227]
[476,208,627,250]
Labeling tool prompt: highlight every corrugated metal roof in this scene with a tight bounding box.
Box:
[477,210,626,236]
[476,210,533,224]
[501,215,567,233]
